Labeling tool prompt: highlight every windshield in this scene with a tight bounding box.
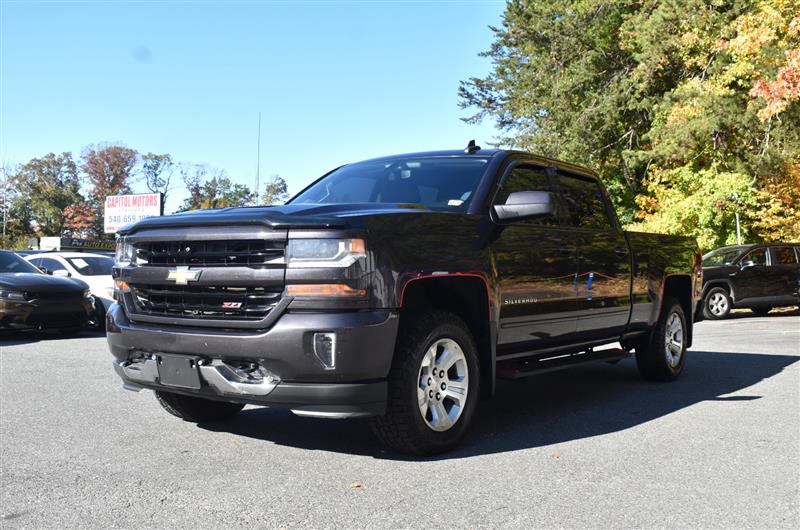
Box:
[289,156,490,211]
[703,247,744,266]
[0,252,43,274]
[67,257,113,276]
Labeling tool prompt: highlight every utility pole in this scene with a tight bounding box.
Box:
[730,193,742,245]
[255,112,261,205]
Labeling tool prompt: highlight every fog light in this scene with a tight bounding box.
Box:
[313,332,336,369]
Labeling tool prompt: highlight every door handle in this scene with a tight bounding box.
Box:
[558,246,576,255]
[614,247,629,257]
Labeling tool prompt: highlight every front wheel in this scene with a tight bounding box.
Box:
[635,297,687,382]
[370,309,479,455]
[702,287,732,320]
[155,391,244,422]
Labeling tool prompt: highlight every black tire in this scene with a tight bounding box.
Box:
[155,391,244,422]
[750,306,772,316]
[635,297,687,382]
[90,297,107,330]
[370,309,480,455]
[702,287,732,320]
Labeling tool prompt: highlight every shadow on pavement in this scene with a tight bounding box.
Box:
[198,349,799,460]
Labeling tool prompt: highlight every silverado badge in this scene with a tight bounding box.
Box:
[166,266,201,285]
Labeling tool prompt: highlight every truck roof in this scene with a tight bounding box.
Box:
[358,148,598,179]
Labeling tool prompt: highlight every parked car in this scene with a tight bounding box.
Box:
[25,252,114,328]
[701,243,800,319]
[107,145,701,455]
[0,250,93,333]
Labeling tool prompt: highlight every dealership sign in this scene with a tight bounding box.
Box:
[104,193,162,233]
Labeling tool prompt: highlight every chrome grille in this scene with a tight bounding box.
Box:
[129,284,282,321]
[135,240,284,268]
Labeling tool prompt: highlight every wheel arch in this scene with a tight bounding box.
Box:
[399,275,496,399]
[702,279,734,300]
[663,274,694,348]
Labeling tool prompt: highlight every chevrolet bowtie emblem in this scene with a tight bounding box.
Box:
[166,266,201,285]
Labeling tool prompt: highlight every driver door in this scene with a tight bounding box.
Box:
[734,247,769,301]
[489,164,580,355]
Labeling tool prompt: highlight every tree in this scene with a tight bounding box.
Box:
[81,144,138,237]
[178,165,255,211]
[460,0,800,248]
[9,152,83,237]
[63,203,97,237]
[141,153,174,209]
[178,164,207,213]
[261,175,289,205]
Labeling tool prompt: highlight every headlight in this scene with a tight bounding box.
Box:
[286,238,366,268]
[115,237,135,266]
[0,289,26,301]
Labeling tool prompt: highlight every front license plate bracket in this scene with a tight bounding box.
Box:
[157,354,202,389]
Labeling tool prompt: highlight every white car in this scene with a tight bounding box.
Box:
[25,252,114,328]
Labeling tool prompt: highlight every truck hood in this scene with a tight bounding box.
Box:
[0,273,89,292]
[119,203,434,235]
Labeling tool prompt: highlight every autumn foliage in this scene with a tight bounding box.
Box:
[461,0,800,249]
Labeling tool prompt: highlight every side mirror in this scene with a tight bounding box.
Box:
[52,269,71,278]
[494,191,556,222]
[740,260,756,269]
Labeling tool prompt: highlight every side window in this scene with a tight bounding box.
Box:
[556,174,613,230]
[772,247,798,265]
[39,258,67,272]
[495,165,555,225]
[742,248,768,266]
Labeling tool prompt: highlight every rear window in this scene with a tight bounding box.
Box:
[556,174,612,229]
[772,247,798,265]
[67,257,113,276]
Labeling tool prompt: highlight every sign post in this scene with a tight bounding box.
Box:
[104,193,162,234]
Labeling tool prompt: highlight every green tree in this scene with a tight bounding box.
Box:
[178,166,255,211]
[261,175,289,205]
[460,0,800,247]
[9,152,83,237]
[141,153,174,210]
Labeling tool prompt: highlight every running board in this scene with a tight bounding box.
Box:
[496,348,630,379]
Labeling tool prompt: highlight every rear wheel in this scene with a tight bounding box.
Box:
[635,297,687,382]
[703,287,731,320]
[750,306,772,316]
[155,391,244,422]
[370,309,479,455]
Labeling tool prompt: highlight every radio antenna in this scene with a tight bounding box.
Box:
[255,112,262,204]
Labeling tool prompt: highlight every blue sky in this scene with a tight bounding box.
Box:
[1,0,505,213]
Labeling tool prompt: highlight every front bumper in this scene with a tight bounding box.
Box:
[107,303,398,417]
[0,298,93,330]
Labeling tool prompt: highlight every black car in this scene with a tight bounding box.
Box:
[701,243,800,319]
[0,250,94,333]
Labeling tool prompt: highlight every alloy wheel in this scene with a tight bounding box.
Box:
[708,292,729,317]
[417,338,469,432]
[664,311,684,368]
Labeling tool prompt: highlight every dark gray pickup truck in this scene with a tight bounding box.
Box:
[108,146,702,454]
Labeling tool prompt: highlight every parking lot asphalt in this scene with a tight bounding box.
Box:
[1,311,799,529]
